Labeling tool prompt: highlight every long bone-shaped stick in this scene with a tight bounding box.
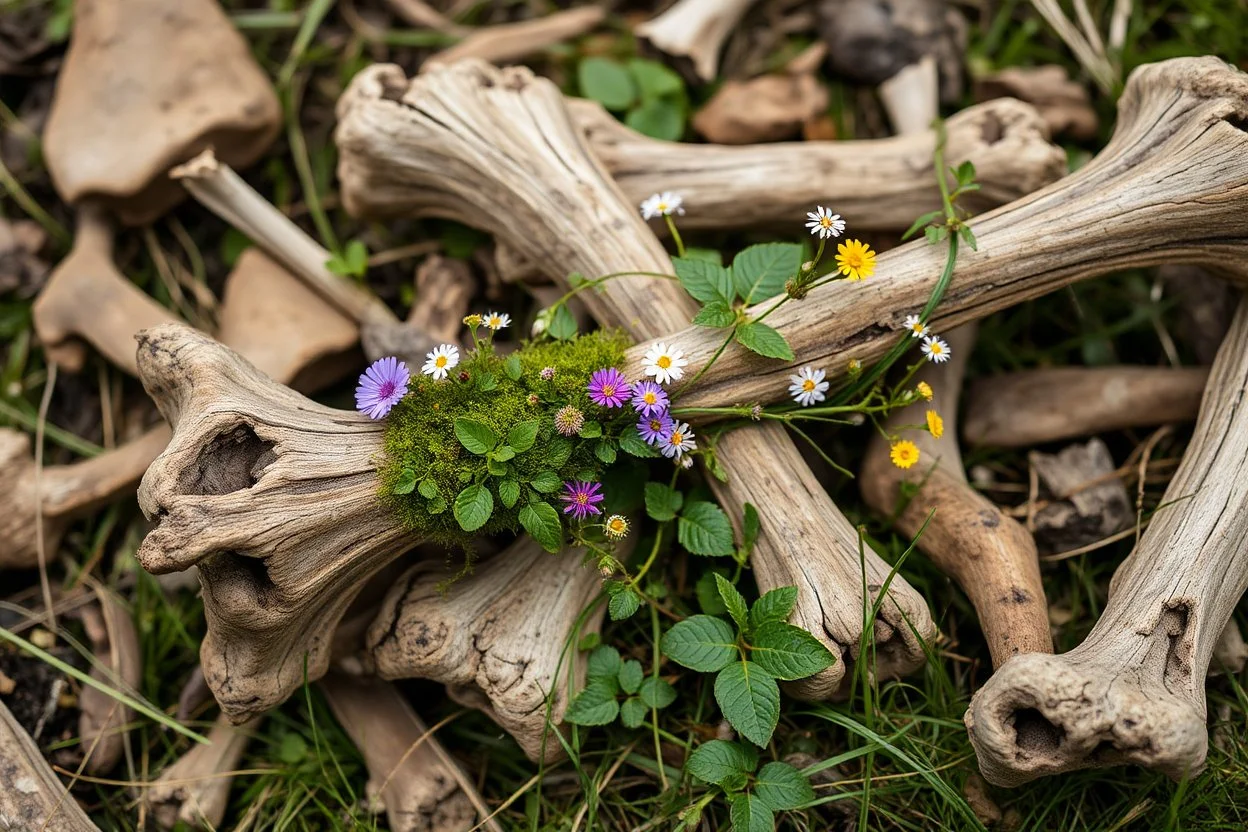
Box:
[611,57,1248,409]
[334,60,945,697]
[965,295,1248,785]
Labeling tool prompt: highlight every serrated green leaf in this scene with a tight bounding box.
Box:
[729,793,775,832]
[749,621,835,681]
[427,495,448,515]
[714,661,779,747]
[519,501,562,553]
[620,696,648,729]
[609,586,642,620]
[693,300,738,328]
[754,761,815,811]
[618,660,644,695]
[454,418,497,455]
[696,571,729,615]
[661,615,737,672]
[499,479,520,509]
[564,679,620,726]
[493,445,516,462]
[487,457,508,477]
[735,322,794,361]
[595,441,617,464]
[625,98,685,140]
[750,587,798,630]
[678,502,735,556]
[417,478,437,499]
[645,482,684,522]
[503,353,523,381]
[393,467,418,495]
[619,431,660,458]
[506,420,540,453]
[732,242,801,304]
[530,471,562,493]
[587,645,622,681]
[477,373,498,392]
[714,575,750,634]
[549,304,578,340]
[638,677,677,709]
[579,56,636,110]
[685,740,758,787]
[453,485,493,532]
[546,439,573,467]
[579,420,602,439]
[673,257,734,304]
[627,57,684,99]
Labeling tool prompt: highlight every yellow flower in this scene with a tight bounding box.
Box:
[463,314,482,327]
[926,410,944,439]
[890,440,920,470]
[916,381,933,401]
[847,358,862,376]
[835,239,876,281]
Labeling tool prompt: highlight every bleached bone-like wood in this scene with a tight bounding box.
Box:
[365,539,604,763]
[426,6,604,69]
[965,296,1248,786]
[635,0,760,82]
[77,586,142,775]
[320,674,489,832]
[878,56,939,136]
[616,57,1248,410]
[42,0,280,225]
[962,366,1208,448]
[0,698,100,831]
[974,65,1098,140]
[336,60,935,697]
[133,324,420,721]
[861,326,1050,667]
[144,714,256,830]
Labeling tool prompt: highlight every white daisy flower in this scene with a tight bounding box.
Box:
[805,206,845,239]
[421,343,460,380]
[902,314,929,338]
[643,342,689,385]
[660,421,697,459]
[640,192,685,220]
[788,366,829,407]
[484,311,511,331]
[921,335,951,364]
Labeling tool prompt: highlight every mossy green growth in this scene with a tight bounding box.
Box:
[380,330,651,550]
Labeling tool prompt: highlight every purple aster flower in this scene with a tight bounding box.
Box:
[355,356,409,420]
[587,368,631,408]
[630,380,669,418]
[560,481,605,520]
[637,413,674,445]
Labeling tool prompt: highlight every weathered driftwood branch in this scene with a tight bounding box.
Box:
[320,673,491,832]
[965,296,1248,785]
[961,366,1208,448]
[635,0,761,82]
[41,0,280,225]
[144,714,257,830]
[336,60,936,697]
[619,57,1248,409]
[77,585,142,775]
[426,6,604,68]
[367,539,603,763]
[974,65,1098,140]
[0,697,99,831]
[133,324,419,720]
[861,326,1050,667]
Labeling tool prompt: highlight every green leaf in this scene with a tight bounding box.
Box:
[625,98,685,141]
[579,632,601,652]
[735,322,795,361]
[392,467,418,495]
[343,240,369,277]
[503,353,523,381]
[954,159,977,186]
[660,615,737,672]
[608,586,642,620]
[549,304,578,340]
[618,660,644,695]
[750,587,798,630]
[714,661,780,747]
[477,373,498,392]
[686,740,758,787]
[683,247,722,265]
[749,621,836,681]
[499,479,520,509]
[530,471,562,493]
[729,793,775,832]
[754,762,815,811]
[578,56,636,110]
[493,445,516,462]
[645,482,684,522]
[673,257,734,305]
[277,732,308,764]
[595,441,617,464]
[453,485,493,532]
[925,224,949,244]
[696,571,729,615]
[427,495,448,515]
[902,209,944,241]
[620,697,648,729]
[732,242,801,304]
[619,431,660,458]
[507,420,540,453]
[587,645,622,681]
[417,478,438,499]
[486,457,508,477]
[578,420,603,439]
[454,418,498,455]
[715,575,750,634]
[519,501,562,553]
[678,502,735,556]
[959,224,979,251]
[741,502,760,559]
[635,678,673,711]
[546,438,573,467]
[564,679,620,726]
[627,58,684,99]
[693,300,738,329]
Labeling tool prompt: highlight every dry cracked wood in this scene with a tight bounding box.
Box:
[335,59,935,697]
[965,295,1248,786]
[616,56,1248,410]
[366,538,604,763]
[133,323,420,720]
[635,0,761,82]
[0,698,100,831]
[143,713,257,829]
[962,366,1209,448]
[860,326,1050,667]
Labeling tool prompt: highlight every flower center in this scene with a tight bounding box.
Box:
[649,420,662,431]
[657,202,668,212]
[610,519,625,532]
[820,217,833,228]
[657,356,672,369]
[671,432,684,446]
[802,379,815,392]
[379,381,396,397]
[845,252,864,269]
[644,392,657,404]
[577,493,589,505]
[602,384,615,397]
[435,356,447,368]
[931,344,944,355]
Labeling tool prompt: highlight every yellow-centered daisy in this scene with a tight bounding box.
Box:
[835,239,876,281]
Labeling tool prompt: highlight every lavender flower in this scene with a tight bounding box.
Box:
[355,357,409,420]
[560,481,605,520]
[630,380,669,418]
[637,413,674,445]
[587,368,631,408]
[554,405,585,437]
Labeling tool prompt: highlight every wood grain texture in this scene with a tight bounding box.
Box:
[143,714,256,830]
[966,294,1248,786]
[0,698,99,831]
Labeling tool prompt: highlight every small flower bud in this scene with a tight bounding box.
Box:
[785,277,809,300]
[680,456,694,469]
[458,371,470,383]
[750,404,763,421]
[527,393,539,406]
[847,358,862,376]
[463,313,482,328]
[540,366,555,380]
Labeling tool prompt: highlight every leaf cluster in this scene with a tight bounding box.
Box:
[902,159,980,250]
[564,645,677,729]
[685,740,816,831]
[577,56,689,140]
